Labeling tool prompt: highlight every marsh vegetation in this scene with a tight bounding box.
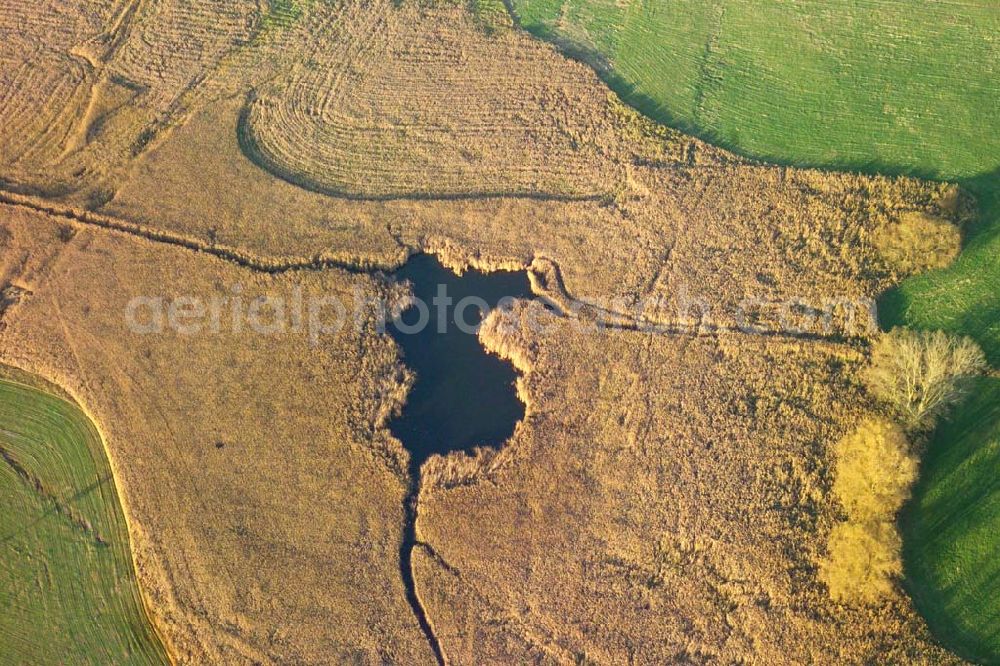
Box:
[509,1,1000,659]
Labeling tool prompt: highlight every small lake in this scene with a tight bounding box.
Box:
[388,254,533,474]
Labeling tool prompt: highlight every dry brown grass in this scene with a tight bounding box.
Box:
[242,1,707,199]
[0,0,261,202]
[0,0,962,305]
[0,188,963,663]
[420,312,954,663]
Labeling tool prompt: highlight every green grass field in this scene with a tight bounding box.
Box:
[0,379,167,664]
[511,0,999,178]
[510,0,1000,659]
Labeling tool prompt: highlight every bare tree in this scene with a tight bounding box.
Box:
[864,328,987,431]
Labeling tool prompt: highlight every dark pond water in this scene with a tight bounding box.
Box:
[388,254,533,474]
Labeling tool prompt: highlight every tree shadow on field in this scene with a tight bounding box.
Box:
[958,167,1000,247]
[957,301,1000,367]
[0,473,111,546]
[900,377,1000,665]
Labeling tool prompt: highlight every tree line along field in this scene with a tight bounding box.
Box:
[507,0,999,659]
[0,376,166,664]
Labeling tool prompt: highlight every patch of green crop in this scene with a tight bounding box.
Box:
[263,0,306,30]
[256,0,328,40]
[509,0,1000,659]
[470,0,514,33]
[0,379,167,664]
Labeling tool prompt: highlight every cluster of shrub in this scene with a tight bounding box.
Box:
[820,328,987,603]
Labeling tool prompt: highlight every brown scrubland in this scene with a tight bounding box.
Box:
[0,0,973,663]
[0,206,433,664]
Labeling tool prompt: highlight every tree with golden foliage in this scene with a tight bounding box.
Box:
[864,328,987,431]
[821,418,916,604]
[832,419,918,523]
[822,330,986,604]
[820,521,903,603]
